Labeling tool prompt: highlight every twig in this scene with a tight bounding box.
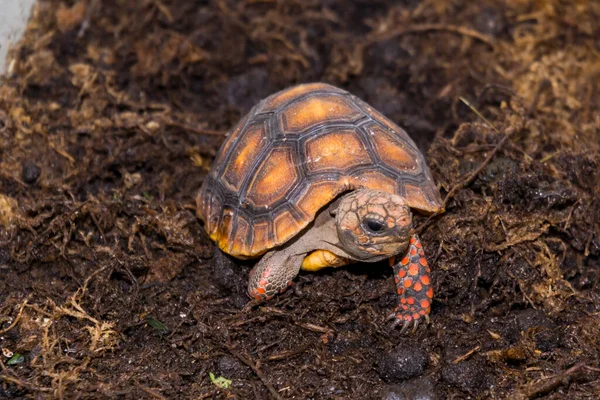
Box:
[224,342,283,400]
[295,322,333,334]
[452,345,480,364]
[266,344,311,362]
[0,359,53,393]
[0,299,28,334]
[520,363,598,399]
[368,23,496,49]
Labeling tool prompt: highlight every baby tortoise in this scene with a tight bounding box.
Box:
[197,83,443,332]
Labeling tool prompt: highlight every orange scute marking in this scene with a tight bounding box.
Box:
[427,287,434,298]
[348,171,397,194]
[216,209,234,251]
[400,297,406,304]
[407,297,415,305]
[419,310,426,316]
[280,95,360,132]
[410,237,416,244]
[250,221,271,255]
[404,183,440,214]
[222,124,266,192]
[305,130,371,173]
[402,305,408,311]
[401,257,409,265]
[408,263,419,276]
[404,315,412,321]
[413,313,420,319]
[419,257,428,266]
[397,288,404,295]
[421,275,430,285]
[261,83,344,111]
[398,269,407,278]
[257,287,266,294]
[403,278,413,288]
[410,248,417,256]
[297,180,341,219]
[416,241,422,249]
[420,299,430,308]
[413,282,423,292]
[246,147,298,208]
[274,210,301,244]
[370,125,419,173]
[229,214,250,255]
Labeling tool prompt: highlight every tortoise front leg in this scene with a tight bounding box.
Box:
[248,249,305,300]
[390,235,433,333]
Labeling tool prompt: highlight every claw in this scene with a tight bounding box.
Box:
[411,319,420,334]
[399,319,411,334]
[390,317,403,330]
[389,312,426,334]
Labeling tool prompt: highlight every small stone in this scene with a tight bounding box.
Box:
[376,345,428,383]
[145,120,160,132]
[21,161,41,184]
[215,355,252,379]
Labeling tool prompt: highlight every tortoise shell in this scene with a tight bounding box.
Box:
[197,82,442,258]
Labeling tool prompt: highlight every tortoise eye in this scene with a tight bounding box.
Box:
[364,218,387,233]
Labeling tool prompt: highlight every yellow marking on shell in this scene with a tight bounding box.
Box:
[229,214,250,256]
[305,130,371,172]
[280,95,360,132]
[249,220,271,256]
[301,250,351,271]
[246,147,298,207]
[216,209,234,253]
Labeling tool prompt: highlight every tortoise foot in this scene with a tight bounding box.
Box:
[247,250,302,301]
[390,235,433,333]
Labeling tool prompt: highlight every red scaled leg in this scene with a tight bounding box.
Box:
[390,235,433,333]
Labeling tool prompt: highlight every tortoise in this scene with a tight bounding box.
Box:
[196,82,443,331]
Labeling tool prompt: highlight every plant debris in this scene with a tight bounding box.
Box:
[0,0,599,399]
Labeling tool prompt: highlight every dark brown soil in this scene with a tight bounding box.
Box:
[1,1,599,399]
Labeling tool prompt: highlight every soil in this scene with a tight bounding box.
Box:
[1,1,599,399]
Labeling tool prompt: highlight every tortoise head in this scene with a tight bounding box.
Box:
[335,189,412,261]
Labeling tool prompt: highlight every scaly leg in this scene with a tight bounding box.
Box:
[390,235,433,333]
[247,249,305,300]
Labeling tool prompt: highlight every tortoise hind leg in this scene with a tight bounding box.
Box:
[248,249,305,300]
